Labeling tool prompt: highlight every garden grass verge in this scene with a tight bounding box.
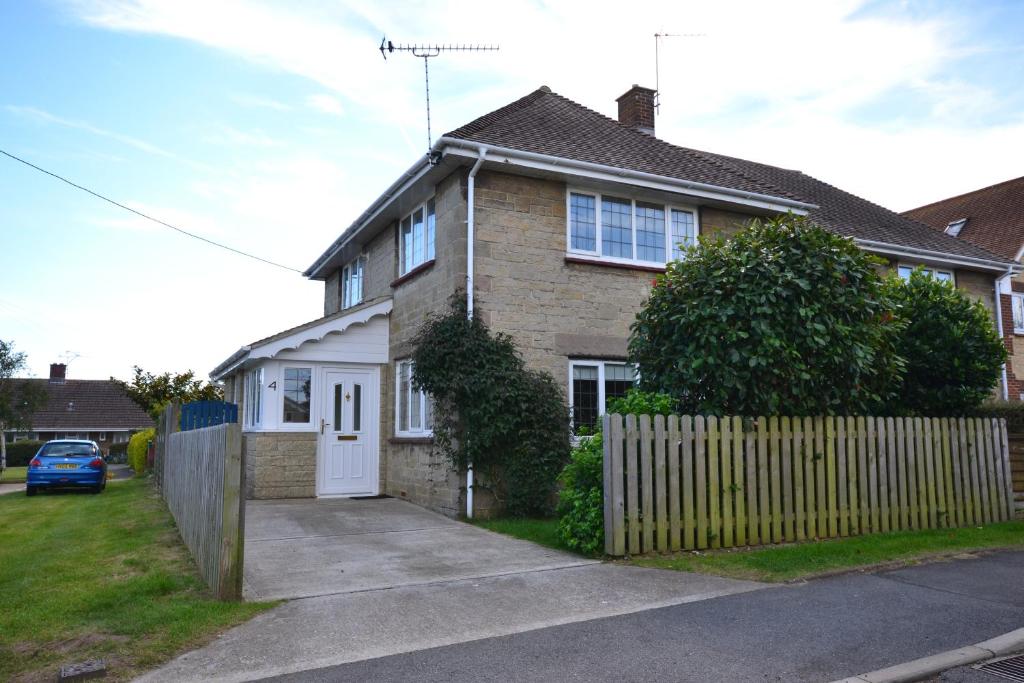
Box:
[629,521,1024,582]
[0,477,275,682]
[471,517,573,553]
[1,466,27,483]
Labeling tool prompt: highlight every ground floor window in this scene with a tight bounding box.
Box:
[569,360,637,434]
[395,359,433,436]
[1012,294,1024,334]
[112,432,129,444]
[244,367,263,428]
[897,264,954,283]
[282,367,312,423]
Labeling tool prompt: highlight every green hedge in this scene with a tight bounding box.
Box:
[127,428,156,474]
[973,402,1024,433]
[2,440,45,467]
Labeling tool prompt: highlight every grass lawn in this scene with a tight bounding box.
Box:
[0,477,274,682]
[630,522,1024,582]
[1,466,27,483]
[472,517,572,553]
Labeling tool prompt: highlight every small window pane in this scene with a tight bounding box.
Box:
[572,365,599,433]
[601,197,633,259]
[426,199,436,261]
[398,362,410,432]
[401,217,414,274]
[353,384,362,432]
[604,364,636,405]
[412,208,425,267]
[333,384,342,431]
[283,368,311,423]
[410,384,422,430]
[1014,296,1024,331]
[570,193,597,251]
[424,394,434,430]
[897,266,914,280]
[635,202,665,262]
[935,271,953,283]
[671,209,696,259]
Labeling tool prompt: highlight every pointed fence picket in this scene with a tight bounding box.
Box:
[603,414,1015,557]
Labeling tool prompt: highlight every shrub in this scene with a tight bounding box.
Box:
[882,269,1006,415]
[127,428,155,474]
[973,402,1024,432]
[411,293,571,516]
[556,391,674,555]
[629,215,905,416]
[2,439,44,467]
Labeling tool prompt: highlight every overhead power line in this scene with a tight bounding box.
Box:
[0,148,304,274]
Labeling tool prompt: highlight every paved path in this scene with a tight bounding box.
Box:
[265,550,1024,683]
[0,482,24,495]
[138,497,766,682]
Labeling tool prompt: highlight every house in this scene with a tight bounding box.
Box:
[211,85,1019,518]
[4,363,154,452]
[903,176,1024,400]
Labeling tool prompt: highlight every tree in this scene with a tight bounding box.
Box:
[629,215,906,416]
[0,340,47,473]
[113,366,223,420]
[882,269,1006,415]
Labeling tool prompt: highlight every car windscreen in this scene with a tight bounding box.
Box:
[39,443,97,457]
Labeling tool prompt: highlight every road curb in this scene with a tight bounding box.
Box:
[832,627,1024,682]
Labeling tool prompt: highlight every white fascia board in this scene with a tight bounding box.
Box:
[212,300,393,381]
[855,239,1020,274]
[438,138,816,215]
[304,156,436,278]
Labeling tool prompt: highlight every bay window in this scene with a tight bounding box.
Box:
[400,198,436,276]
[396,359,433,436]
[568,190,698,267]
[569,361,637,433]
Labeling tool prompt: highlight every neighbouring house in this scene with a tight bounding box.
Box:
[4,363,154,453]
[903,176,1024,400]
[211,84,1020,518]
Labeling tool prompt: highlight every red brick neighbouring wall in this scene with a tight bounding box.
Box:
[999,293,1023,400]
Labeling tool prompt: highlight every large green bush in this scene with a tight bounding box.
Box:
[882,269,1006,415]
[2,440,44,467]
[556,391,674,555]
[629,215,905,416]
[411,293,571,516]
[127,428,155,474]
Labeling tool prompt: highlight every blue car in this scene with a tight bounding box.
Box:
[26,440,108,496]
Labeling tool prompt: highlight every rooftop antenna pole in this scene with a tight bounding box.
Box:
[653,32,705,115]
[380,37,499,163]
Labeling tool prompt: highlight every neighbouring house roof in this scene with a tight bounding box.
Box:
[445,87,1013,268]
[902,176,1024,261]
[210,298,393,380]
[7,379,153,431]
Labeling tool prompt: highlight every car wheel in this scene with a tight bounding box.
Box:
[26,486,37,497]
[91,484,103,494]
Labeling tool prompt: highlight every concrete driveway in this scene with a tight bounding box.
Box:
[243,496,595,600]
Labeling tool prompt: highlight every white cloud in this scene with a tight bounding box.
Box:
[230,92,292,111]
[305,93,345,116]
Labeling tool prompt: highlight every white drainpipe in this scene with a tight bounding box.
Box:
[995,273,1010,401]
[465,146,487,519]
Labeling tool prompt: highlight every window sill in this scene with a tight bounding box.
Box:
[564,255,666,273]
[1014,329,1024,336]
[389,436,434,445]
[391,259,436,288]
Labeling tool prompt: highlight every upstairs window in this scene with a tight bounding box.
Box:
[400,198,436,276]
[341,258,364,310]
[568,190,698,267]
[897,265,954,283]
[1012,294,1024,334]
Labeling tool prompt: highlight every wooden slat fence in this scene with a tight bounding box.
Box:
[160,409,245,600]
[180,400,239,432]
[603,414,1015,557]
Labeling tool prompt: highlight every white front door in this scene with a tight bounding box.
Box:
[318,368,379,496]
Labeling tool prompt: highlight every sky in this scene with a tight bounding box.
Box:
[1,0,1022,382]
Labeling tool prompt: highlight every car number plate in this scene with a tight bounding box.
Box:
[56,463,77,469]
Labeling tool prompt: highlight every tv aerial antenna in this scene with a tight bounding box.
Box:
[654,32,705,114]
[380,37,499,162]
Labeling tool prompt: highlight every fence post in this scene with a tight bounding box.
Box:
[218,423,244,600]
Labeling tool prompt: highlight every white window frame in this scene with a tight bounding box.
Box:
[398,197,437,276]
[244,367,263,429]
[113,432,129,444]
[566,188,699,268]
[897,263,955,284]
[341,257,365,310]
[568,360,638,433]
[281,366,313,425]
[394,359,433,437]
[98,432,107,441]
[1012,293,1024,335]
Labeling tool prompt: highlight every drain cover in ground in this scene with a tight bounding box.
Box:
[976,654,1024,682]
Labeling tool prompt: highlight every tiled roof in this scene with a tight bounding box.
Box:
[10,379,154,431]
[445,87,1012,266]
[902,176,1024,261]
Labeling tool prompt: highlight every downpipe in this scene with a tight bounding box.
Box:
[465,146,487,519]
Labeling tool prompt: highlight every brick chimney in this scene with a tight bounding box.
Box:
[616,84,656,136]
[49,363,66,384]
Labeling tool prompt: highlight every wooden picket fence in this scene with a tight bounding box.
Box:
[602,414,1015,557]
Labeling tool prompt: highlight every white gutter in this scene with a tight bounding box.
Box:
[465,146,487,519]
[995,274,1010,401]
[438,137,817,214]
[854,238,1020,274]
